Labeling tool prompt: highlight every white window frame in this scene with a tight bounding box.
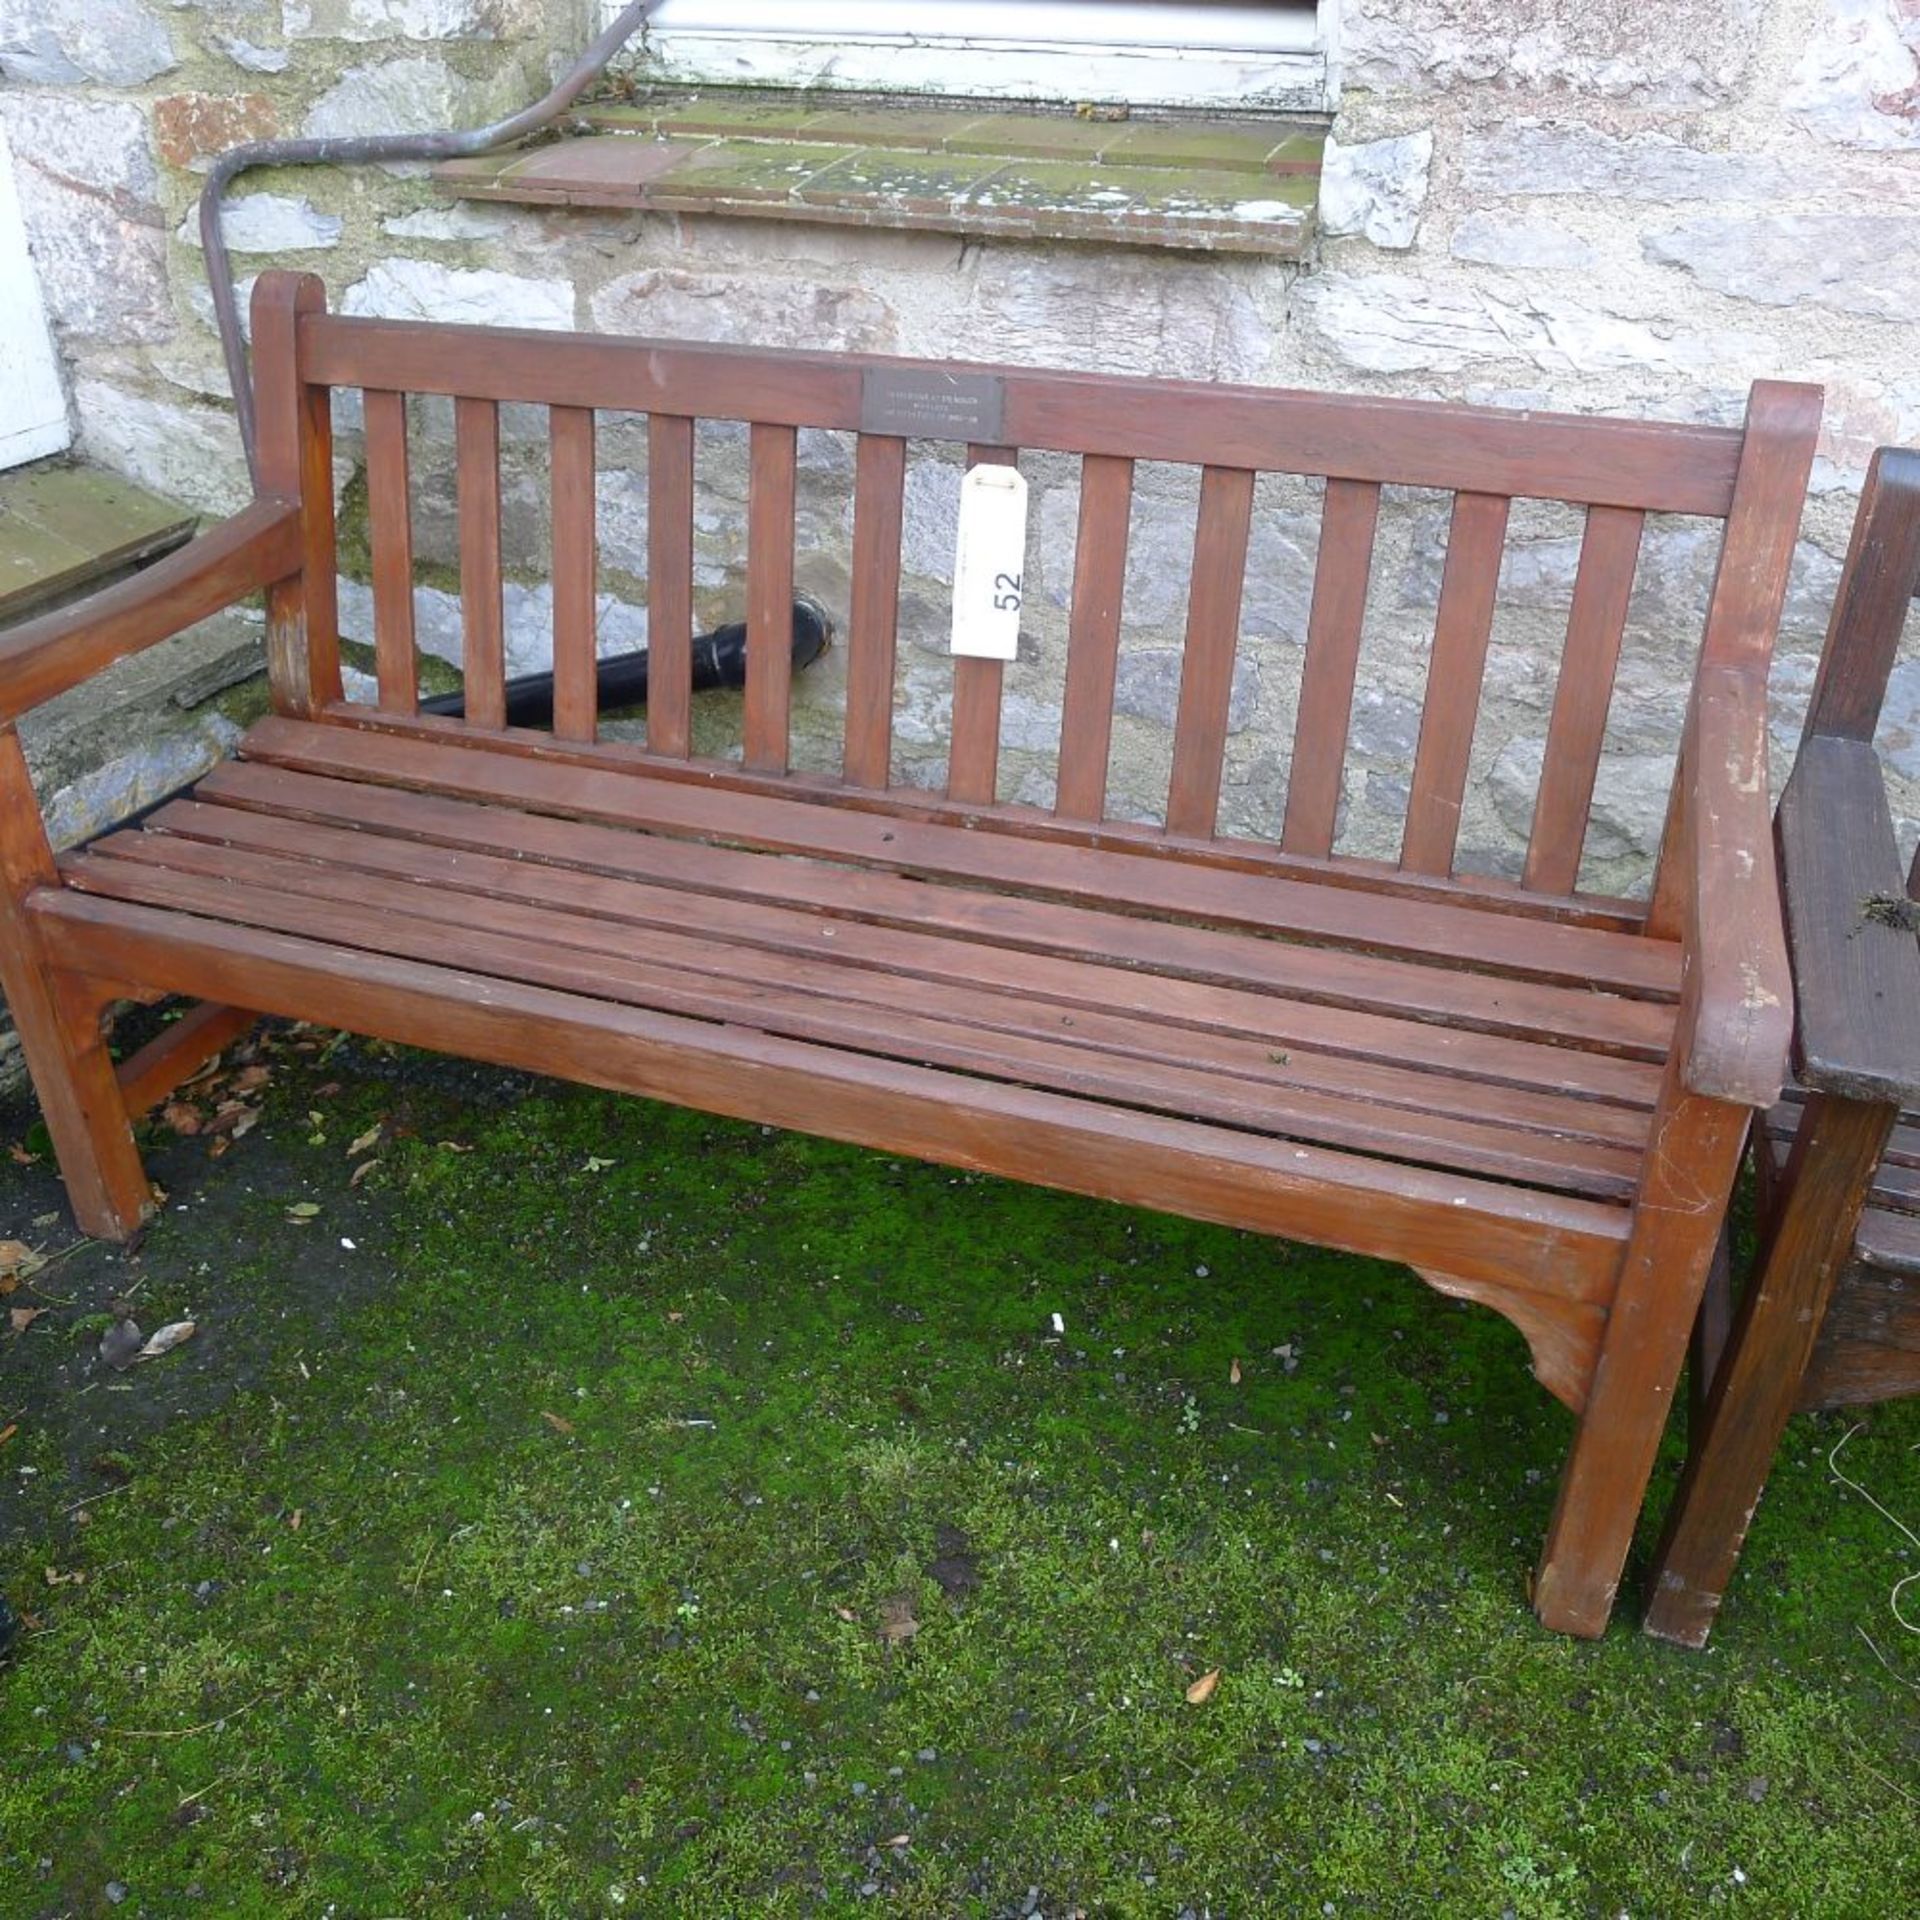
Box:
[620,2,1336,112]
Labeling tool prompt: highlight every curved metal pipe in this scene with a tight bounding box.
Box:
[198,2,656,483]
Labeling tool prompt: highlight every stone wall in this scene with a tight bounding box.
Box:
[3,0,1918,898]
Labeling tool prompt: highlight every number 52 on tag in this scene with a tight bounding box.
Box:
[951,463,1028,662]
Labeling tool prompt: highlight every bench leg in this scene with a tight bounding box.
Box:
[1533,1078,1750,1638]
[0,729,155,1242]
[1643,1093,1894,1647]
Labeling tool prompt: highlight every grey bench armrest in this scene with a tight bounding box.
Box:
[1777,731,1920,1106]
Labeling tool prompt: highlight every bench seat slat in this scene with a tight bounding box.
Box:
[234,715,1680,1003]
[34,885,1634,1304]
[163,787,1673,1136]
[67,836,1648,1205]
[112,795,1662,1140]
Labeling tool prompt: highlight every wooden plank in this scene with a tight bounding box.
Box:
[231,716,1683,1001]
[70,838,1647,1205]
[948,444,1019,807]
[1778,733,1920,1105]
[842,432,907,790]
[549,404,599,744]
[1801,1263,1920,1407]
[1282,478,1379,858]
[251,273,340,718]
[1166,466,1255,837]
[1803,446,1920,745]
[454,395,506,731]
[646,412,696,758]
[363,387,418,717]
[1644,1093,1896,1646]
[1403,491,1510,876]
[1523,506,1642,894]
[1648,380,1822,938]
[0,729,152,1239]
[1857,1202,1920,1277]
[0,502,300,727]
[312,696,1651,934]
[127,795,1661,1141]
[302,310,1747,515]
[1536,1026,1751,1638]
[114,1000,260,1117]
[157,775,1674,1113]
[745,421,797,775]
[33,885,1636,1300]
[1053,454,1135,823]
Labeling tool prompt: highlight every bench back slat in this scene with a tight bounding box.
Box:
[362,387,417,717]
[645,412,696,759]
[843,431,907,790]
[1282,476,1381,859]
[744,421,798,775]
[1054,453,1135,823]
[1167,465,1257,838]
[453,396,506,732]
[1402,491,1512,876]
[549,405,599,745]
[1523,505,1644,894]
[947,442,1019,806]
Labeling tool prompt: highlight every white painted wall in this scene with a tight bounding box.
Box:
[0,123,70,469]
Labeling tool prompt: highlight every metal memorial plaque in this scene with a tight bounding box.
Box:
[860,368,1006,443]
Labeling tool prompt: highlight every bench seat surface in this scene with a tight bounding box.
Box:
[40,715,1685,1299]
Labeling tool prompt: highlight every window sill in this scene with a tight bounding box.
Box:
[434,94,1321,258]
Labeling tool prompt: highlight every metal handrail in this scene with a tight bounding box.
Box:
[198,2,656,481]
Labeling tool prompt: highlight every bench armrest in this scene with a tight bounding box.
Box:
[0,498,301,726]
[1777,731,1920,1105]
[1682,662,1795,1107]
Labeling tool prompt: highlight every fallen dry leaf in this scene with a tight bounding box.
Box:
[878,1592,920,1646]
[583,1155,615,1174]
[0,1275,14,1298]
[1184,1668,1221,1705]
[10,1306,46,1333]
[0,1423,15,1446]
[8,1142,40,1166]
[0,1240,44,1281]
[285,1202,321,1222]
[138,1321,196,1361]
[44,1566,85,1587]
[541,1410,575,1435]
[348,1159,381,1188]
[347,1125,382,1157]
[160,1102,203,1137]
[230,1065,271,1092]
[834,1605,858,1623]
[883,1833,911,1850]
[288,1509,303,1532]
[207,1136,232,1160]
[1229,1357,1242,1386]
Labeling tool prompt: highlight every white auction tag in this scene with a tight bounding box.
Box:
[950,463,1028,661]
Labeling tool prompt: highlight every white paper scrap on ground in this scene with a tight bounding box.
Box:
[950,463,1028,662]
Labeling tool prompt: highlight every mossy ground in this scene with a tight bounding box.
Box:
[1,1026,1916,1917]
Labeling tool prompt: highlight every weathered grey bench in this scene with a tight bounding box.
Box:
[0,271,1820,1636]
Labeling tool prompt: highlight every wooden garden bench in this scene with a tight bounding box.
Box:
[1645,446,1920,1647]
[0,272,1820,1636]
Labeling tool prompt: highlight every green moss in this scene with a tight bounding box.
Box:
[1,1054,1915,1915]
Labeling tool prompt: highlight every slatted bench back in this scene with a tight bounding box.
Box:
[252,271,1782,914]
